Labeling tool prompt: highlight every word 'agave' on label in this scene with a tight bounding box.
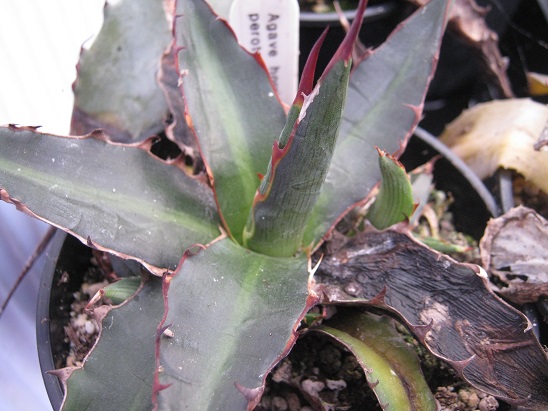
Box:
[229,0,299,105]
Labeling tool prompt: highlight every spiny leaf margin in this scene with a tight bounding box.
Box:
[0,125,220,273]
[315,227,548,409]
[303,0,451,246]
[174,0,286,243]
[155,237,314,410]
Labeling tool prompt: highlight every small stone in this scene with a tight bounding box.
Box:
[260,395,272,409]
[66,356,76,367]
[82,279,109,297]
[285,392,300,411]
[326,379,347,391]
[73,313,87,328]
[271,360,292,383]
[84,320,96,335]
[458,388,479,408]
[435,386,458,409]
[478,396,498,411]
[301,379,325,396]
[271,396,288,411]
[343,282,362,296]
[323,305,337,320]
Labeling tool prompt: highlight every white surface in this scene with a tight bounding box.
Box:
[0,1,103,409]
[229,0,299,105]
[0,206,50,410]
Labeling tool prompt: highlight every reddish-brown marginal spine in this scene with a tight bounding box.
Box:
[320,0,369,83]
[293,28,328,106]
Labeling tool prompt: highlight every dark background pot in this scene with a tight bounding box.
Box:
[299,0,520,108]
[420,0,547,135]
[299,0,408,83]
[401,127,500,239]
[37,231,94,411]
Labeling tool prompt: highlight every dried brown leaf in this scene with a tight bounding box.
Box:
[439,99,548,193]
[528,72,548,97]
[480,206,548,304]
[447,0,513,97]
[411,0,513,97]
[314,226,548,410]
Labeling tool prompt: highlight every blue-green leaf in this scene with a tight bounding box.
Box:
[175,0,286,242]
[303,0,450,245]
[0,126,220,272]
[71,0,171,141]
[156,238,311,410]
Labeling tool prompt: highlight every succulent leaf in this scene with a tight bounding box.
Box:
[243,60,351,257]
[61,277,163,411]
[277,28,328,149]
[242,0,368,257]
[241,29,328,242]
[158,42,200,155]
[174,0,287,243]
[102,277,141,305]
[0,126,220,273]
[366,148,415,230]
[315,309,437,411]
[155,238,312,410]
[303,0,451,246]
[71,0,172,141]
[6,1,545,410]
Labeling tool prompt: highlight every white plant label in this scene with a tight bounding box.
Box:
[229,0,299,105]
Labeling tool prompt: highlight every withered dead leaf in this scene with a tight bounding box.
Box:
[480,206,548,304]
[528,72,548,97]
[411,0,513,97]
[315,226,548,410]
[440,99,548,192]
[446,0,513,97]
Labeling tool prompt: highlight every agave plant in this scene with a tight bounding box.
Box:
[1,0,547,409]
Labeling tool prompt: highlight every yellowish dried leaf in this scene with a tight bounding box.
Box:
[440,99,548,192]
[527,72,548,96]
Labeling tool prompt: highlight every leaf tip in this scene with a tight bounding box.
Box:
[294,28,329,105]
[321,0,369,80]
[376,146,406,172]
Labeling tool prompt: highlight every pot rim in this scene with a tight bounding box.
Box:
[413,126,500,218]
[36,230,67,411]
[299,0,398,26]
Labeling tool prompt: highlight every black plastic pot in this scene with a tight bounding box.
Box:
[37,231,94,411]
[299,0,407,82]
[300,0,520,115]
[400,127,500,239]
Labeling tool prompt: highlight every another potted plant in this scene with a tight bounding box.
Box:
[1,0,547,410]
